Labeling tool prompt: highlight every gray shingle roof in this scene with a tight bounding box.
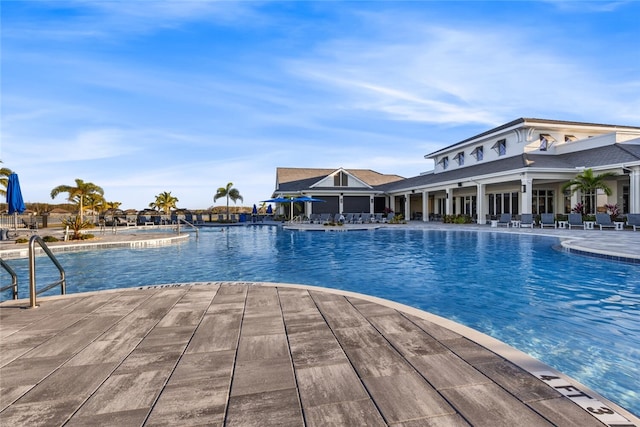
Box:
[380,144,640,192]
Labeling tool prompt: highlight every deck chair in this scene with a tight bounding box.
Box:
[519,214,534,228]
[497,213,511,227]
[539,213,556,228]
[344,213,354,223]
[567,213,584,229]
[595,213,615,230]
[373,213,383,223]
[384,213,395,223]
[627,214,640,231]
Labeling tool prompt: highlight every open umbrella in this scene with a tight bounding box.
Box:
[6,173,26,230]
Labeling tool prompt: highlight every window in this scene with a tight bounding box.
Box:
[333,171,348,187]
[453,151,464,166]
[539,134,555,151]
[470,146,483,161]
[532,190,554,215]
[564,135,577,142]
[439,156,449,170]
[491,139,506,156]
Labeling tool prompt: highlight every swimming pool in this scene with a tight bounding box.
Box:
[2,226,639,416]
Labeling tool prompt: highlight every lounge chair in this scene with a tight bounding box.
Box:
[344,213,354,223]
[384,212,395,223]
[567,213,584,229]
[497,213,511,227]
[595,213,615,230]
[22,219,38,231]
[373,213,383,223]
[627,214,640,231]
[519,214,534,228]
[539,213,556,228]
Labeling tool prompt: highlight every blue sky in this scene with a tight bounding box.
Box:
[2,1,639,210]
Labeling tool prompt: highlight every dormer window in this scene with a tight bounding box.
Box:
[492,139,506,156]
[539,134,556,151]
[453,151,464,166]
[439,156,449,170]
[564,135,577,142]
[470,146,484,161]
[333,171,349,187]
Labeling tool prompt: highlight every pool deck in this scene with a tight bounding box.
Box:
[1,224,639,426]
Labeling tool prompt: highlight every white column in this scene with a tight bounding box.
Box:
[476,183,486,224]
[422,190,429,222]
[389,195,395,214]
[405,193,410,219]
[370,196,374,215]
[521,177,533,214]
[630,167,640,213]
[445,188,452,215]
[339,194,344,214]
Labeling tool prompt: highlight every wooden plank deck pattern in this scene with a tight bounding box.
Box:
[0,283,628,426]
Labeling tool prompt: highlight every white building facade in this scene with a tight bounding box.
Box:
[381,118,640,224]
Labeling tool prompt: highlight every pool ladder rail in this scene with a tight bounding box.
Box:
[1,236,67,307]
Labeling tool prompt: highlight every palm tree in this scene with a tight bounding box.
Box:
[0,162,13,198]
[150,191,178,215]
[214,182,243,220]
[561,168,617,214]
[51,179,104,223]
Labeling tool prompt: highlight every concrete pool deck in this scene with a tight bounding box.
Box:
[1,224,639,425]
[2,282,638,426]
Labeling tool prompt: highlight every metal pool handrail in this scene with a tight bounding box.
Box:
[0,258,18,299]
[177,219,199,239]
[29,235,66,308]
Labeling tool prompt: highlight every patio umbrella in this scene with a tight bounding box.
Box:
[6,173,26,230]
[252,204,258,215]
[266,205,273,215]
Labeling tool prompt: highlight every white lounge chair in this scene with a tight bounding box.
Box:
[627,214,640,231]
[497,213,511,227]
[539,213,556,228]
[519,214,534,228]
[595,213,615,230]
[567,213,584,229]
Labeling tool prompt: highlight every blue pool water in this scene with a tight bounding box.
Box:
[2,226,639,416]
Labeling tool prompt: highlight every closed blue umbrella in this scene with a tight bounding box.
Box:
[266,205,273,214]
[6,173,26,230]
[6,173,25,214]
[252,204,258,215]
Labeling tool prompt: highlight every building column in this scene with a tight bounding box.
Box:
[370,196,374,215]
[389,195,395,214]
[476,183,486,224]
[521,176,533,214]
[630,166,640,213]
[445,188,452,215]
[404,193,410,219]
[422,190,429,222]
[339,194,344,214]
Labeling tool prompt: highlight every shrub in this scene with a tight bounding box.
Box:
[42,235,59,242]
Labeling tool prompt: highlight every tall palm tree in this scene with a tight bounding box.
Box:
[0,162,13,198]
[150,191,178,215]
[561,168,617,214]
[51,179,105,223]
[214,182,243,220]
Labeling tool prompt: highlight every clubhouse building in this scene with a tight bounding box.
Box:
[272,118,640,223]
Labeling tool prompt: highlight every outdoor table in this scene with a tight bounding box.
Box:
[558,221,568,228]
[584,221,595,230]
[510,220,521,228]
[490,220,498,228]
[614,221,625,230]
